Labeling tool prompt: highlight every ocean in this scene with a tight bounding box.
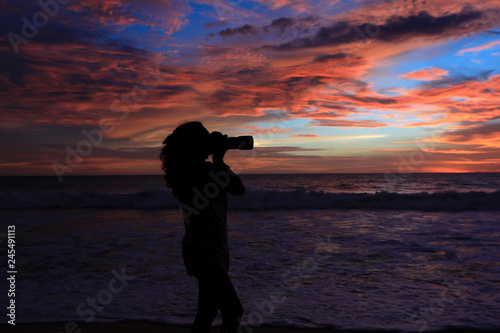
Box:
[1,173,499,331]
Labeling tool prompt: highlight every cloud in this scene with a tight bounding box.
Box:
[0,40,163,124]
[436,121,500,148]
[309,119,387,127]
[250,0,342,15]
[457,40,500,55]
[70,0,192,34]
[217,16,319,37]
[2,0,500,174]
[268,7,487,51]
[313,52,350,62]
[289,134,318,137]
[219,24,258,37]
[243,125,292,134]
[399,67,450,81]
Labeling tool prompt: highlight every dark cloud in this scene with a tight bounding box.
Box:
[263,16,318,35]
[419,70,495,90]
[305,100,355,112]
[440,121,500,143]
[0,121,164,172]
[313,53,350,62]
[236,68,263,75]
[219,24,258,37]
[266,17,296,32]
[218,16,319,38]
[268,7,486,50]
[1,1,109,47]
[203,20,228,29]
[379,7,483,41]
[255,146,325,157]
[344,94,398,105]
[284,76,326,87]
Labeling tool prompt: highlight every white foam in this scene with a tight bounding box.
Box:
[1,187,499,211]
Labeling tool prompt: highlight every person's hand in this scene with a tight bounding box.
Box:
[209,131,228,165]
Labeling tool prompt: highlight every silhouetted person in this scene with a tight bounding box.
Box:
[159,121,245,333]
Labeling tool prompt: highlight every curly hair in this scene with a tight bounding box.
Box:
[158,121,209,197]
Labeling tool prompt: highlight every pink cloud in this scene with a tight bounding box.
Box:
[243,126,292,134]
[399,67,449,81]
[457,40,500,55]
[3,0,500,175]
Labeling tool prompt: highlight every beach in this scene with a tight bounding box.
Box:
[1,174,499,331]
[1,321,497,333]
[0,321,339,333]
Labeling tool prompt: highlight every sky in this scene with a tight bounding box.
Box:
[1,0,500,176]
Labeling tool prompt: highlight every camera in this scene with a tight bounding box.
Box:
[206,133,253,154]
[227,136,254,150]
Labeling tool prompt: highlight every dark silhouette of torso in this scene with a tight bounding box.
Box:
[180,162,230,275]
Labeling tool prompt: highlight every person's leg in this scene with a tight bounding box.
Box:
[216,270,244,333]
[191,271,219,333]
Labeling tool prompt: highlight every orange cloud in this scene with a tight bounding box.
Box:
[457,40,500,55]
[3,0,500,175]
[399,67,449,81]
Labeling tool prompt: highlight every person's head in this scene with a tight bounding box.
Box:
[158,121,210,197]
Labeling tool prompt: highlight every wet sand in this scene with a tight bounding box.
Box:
[0,321,496,333]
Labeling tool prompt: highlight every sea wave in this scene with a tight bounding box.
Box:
[1,187,499,211]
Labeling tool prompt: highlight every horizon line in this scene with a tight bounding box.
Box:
[1,171,500,177]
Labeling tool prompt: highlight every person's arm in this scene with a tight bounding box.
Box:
[211,133,245,196]
[218,163,245,196]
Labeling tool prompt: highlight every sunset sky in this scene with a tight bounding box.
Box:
[1,0,500,176]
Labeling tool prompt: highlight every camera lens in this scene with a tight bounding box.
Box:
[227,136,253,150]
